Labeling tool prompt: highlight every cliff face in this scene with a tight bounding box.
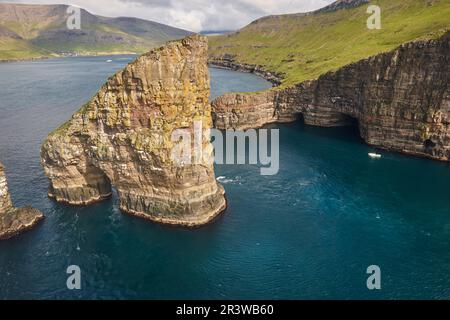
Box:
[212,32,450,161]
[41,35,226,227]
[212,91,278,130]
[0,162,44,240]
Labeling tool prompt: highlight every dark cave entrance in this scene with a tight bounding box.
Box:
[339,114,362,138]
[85,165,113,201]
[333,113,363,143]
[340,114,360,128]
[292,111,364,144]
[295,112,360,130]
[424,138,437,153]
[295,112,305,124]
[424,139,436,148]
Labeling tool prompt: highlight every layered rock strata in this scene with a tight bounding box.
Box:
[0,162,44,240]
[41,35,226,227]
[212,31,450,161]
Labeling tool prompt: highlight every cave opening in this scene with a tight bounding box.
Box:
[343,114,361,136]
[424,139,437,150]
[291,111,364,144]
[336,113,363,143]
[85,165,113,202]
[340,114,360,128]
[295,111,361,130]
[296,112,305,124]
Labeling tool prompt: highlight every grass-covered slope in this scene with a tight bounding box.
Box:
[209,0,450,87]
[0,3,192,61]
[0,25,54,60]
[0,36,52,61]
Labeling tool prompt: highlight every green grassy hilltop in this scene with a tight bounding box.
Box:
[209,0,450,87]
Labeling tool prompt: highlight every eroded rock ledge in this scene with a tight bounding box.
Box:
[0,162,44,240]
[212,31,450,161]
[41,35,226,227]
[209,54,284,85]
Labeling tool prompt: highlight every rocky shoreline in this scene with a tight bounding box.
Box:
[0,52,139,64]
[212,31,450,162]
[121,188,227,228]
[209,55,284,86]
[0,162,44,240]
[0,56,53,63]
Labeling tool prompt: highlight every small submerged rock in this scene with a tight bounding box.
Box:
[0,162,44,240]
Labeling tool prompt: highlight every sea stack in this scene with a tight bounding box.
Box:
[0,162,44,240]
[41,35,226,227]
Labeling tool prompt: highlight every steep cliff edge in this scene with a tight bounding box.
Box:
[41,35,226,227]
[209,0,450,87]
[212,31,450,161]
[0,162,44,240]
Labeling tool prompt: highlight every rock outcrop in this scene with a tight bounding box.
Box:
[0,162,44,240]
[209,54,284,85]
[41,35,226,227]
[212,31,450,161]
[212,90,279,130]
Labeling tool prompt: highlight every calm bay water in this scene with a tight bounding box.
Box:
[0,56,449,299]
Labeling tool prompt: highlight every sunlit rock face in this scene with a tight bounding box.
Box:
[212,31,450,161]
[0,163,13,213]
[41,35,226,227]
[0,162,44,240]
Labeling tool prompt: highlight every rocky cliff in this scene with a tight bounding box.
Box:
[41,35,226,227]
[0,162,44,240]
[212,31,450,161]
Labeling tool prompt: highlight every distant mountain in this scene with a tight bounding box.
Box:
[316,0,369,13]
[0,3,193,61]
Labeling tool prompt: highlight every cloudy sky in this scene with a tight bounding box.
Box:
[0,0,335,32]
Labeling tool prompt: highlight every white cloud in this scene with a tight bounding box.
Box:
[0,0,335,32]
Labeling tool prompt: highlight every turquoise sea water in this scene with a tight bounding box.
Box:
[0,56,449,299]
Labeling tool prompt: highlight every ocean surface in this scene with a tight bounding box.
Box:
[0,55,449,300]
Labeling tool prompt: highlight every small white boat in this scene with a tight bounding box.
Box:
[368,153,382,159]
[106,59,113,63]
